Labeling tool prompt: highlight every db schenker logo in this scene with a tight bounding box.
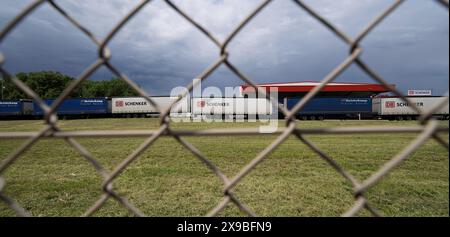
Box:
[115,100,124,107]
[385,101,396,108]
[197,100,206,108]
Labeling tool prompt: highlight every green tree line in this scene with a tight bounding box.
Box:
[0,71,139,100]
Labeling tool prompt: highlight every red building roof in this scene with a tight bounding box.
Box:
[241,81,394,93]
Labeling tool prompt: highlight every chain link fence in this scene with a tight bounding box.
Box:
[0,0,448,217]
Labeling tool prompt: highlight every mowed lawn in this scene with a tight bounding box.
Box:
[0,118,448,217]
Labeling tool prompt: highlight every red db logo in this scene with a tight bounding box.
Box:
[197,100,206,108]
[385,101,396,108]
[116,101,124,107]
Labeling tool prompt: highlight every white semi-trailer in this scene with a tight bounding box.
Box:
[372,96,449,120]
[191,97,275,119]
[111,97,190,117]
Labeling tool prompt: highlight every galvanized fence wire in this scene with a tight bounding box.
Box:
[0,0,448,217]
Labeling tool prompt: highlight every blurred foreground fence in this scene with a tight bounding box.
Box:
[0,0,449,217]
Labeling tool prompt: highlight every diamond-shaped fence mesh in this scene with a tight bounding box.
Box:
[0,0,448,217]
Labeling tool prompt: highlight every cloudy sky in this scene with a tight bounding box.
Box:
[0,0,448,96]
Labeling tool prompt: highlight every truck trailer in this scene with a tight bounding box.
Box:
[372,96,449,120]
[285,97,373,120]
[191,97,274,119]
[0,100,33,118]
[111,97,190,118]
[33,98,111,118]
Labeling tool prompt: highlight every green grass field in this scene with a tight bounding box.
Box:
[0,119,448,217]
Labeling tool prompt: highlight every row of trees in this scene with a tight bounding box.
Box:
[0,71,139,100]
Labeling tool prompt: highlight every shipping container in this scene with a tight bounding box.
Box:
[33,98,110,117]
[191,98,274,118]
[0,100,33,117]
[285,97,373,120]
[111,97,190,117]
[372,96,449,120]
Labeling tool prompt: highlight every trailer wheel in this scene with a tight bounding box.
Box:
[317,115,324,121]
[406,116,412,121]
[299,115,307,121]
[396,116,404,121]
[310,115,316,121]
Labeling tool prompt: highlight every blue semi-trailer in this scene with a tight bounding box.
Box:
[0,100,33,117]
[285,97,373,120]
[33,98,111,117]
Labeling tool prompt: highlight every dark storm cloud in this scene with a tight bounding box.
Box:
[0,0,448,96]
